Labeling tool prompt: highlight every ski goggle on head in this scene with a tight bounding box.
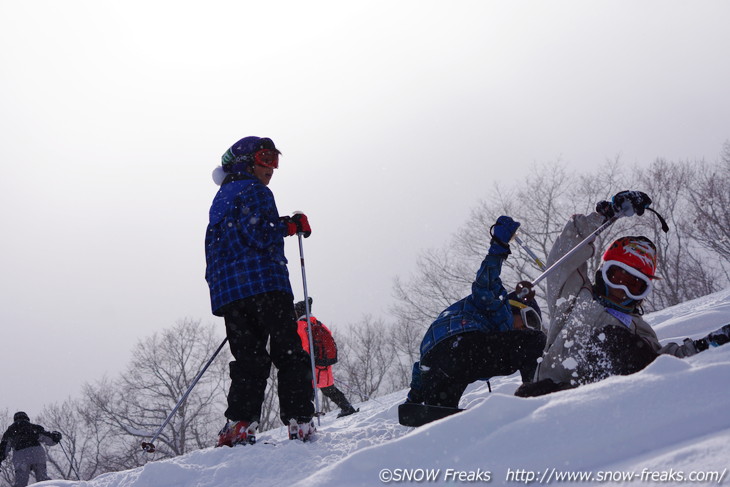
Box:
[253,149,280,169]
[508,300,542,331]
[601,260,653,300]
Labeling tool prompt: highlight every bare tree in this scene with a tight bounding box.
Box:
[38,398,107,481]
[0,410,13,487]
[684,144,730,279]
[387,157,729,388]
[388,161,627,388]
[390,245,478,392]
[336,316,397,401]
[83,319,229,468]
[633,159,724,310]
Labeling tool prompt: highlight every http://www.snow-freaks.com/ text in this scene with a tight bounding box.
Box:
[377,467,727,484]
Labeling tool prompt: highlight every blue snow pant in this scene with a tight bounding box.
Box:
[12,446,49,487]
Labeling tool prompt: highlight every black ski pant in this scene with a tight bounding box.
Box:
[516,325,659,398]
[320,385,352,411]
[417,329,546,408]
[222,291,314,425]
[577,324,659,385]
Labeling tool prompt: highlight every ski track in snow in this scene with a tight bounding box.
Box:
[36,288,730,487]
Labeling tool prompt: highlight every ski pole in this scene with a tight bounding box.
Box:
[516,197,668,299]
[518,215,619,298]
[58,440,81,480]
[513,235,546,271]
[141,337,228,453]
[297,230,322,426]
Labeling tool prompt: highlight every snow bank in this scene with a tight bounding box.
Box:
[38,288,730,487]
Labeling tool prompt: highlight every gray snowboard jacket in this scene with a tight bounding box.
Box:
[535,211,698,387]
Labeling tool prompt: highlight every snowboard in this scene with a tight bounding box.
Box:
[398,402,463,427]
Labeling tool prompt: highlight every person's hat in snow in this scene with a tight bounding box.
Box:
[212,136,280,185]
[294,297,313,319]
[13,411,29,422]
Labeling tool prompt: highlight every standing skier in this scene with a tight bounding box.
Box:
[294,298,359,418]
[206,136,315,445]
[403,216,546,416]
[516,190,730,397]
[0,412,62,487]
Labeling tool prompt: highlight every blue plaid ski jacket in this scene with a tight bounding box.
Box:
[205,172,292,316]
[419,253,514,357]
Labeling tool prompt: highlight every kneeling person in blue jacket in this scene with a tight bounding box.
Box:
[406,216,546,409]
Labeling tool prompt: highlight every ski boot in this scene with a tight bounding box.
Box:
[337,405,359,418]
[216,420,258,447]
[288,418,316,442]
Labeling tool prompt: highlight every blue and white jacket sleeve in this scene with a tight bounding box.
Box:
[469,253,510,316]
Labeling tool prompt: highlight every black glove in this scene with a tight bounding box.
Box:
[596,191,652,219]
[514,378,573,397]
[489,216,520,255]
[692,337,710,352]
[708,324,730,346]
[50,431,62,443]
[514,281,535,301]
[706,324,730,347]
[595,200,616,220]
[691,324,730,352]
[613,190,652,216]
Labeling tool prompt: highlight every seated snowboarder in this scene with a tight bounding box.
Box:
[516,190,730,397]
[401,216,546,424]
[294,298,359,418]
[0,412,62,487]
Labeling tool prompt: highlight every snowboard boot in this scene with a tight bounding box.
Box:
[288,418,316,442]
[216,420,258,447]
[337,405,359,418]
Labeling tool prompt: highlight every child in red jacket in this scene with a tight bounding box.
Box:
[295,299,359,418]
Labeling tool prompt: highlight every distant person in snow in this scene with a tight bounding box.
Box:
[205,136,315,446]
[294,298,359,418]
[0,412,62,487]
[516,190,730,397]
[403,216,547,411]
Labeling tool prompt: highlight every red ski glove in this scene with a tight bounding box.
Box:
[281,213,311,238]
[292,213,311,238]
[281,216,298,237]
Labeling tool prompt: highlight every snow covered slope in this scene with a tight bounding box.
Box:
[40,288,730,487]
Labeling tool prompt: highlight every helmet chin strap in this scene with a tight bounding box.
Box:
[597,294,638,313]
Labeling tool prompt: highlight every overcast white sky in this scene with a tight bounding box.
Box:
[1,0,729,417]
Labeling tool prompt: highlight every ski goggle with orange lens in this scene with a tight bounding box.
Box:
[601,260,653,300]
[253,149,279,169]
[508,300,542,331]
